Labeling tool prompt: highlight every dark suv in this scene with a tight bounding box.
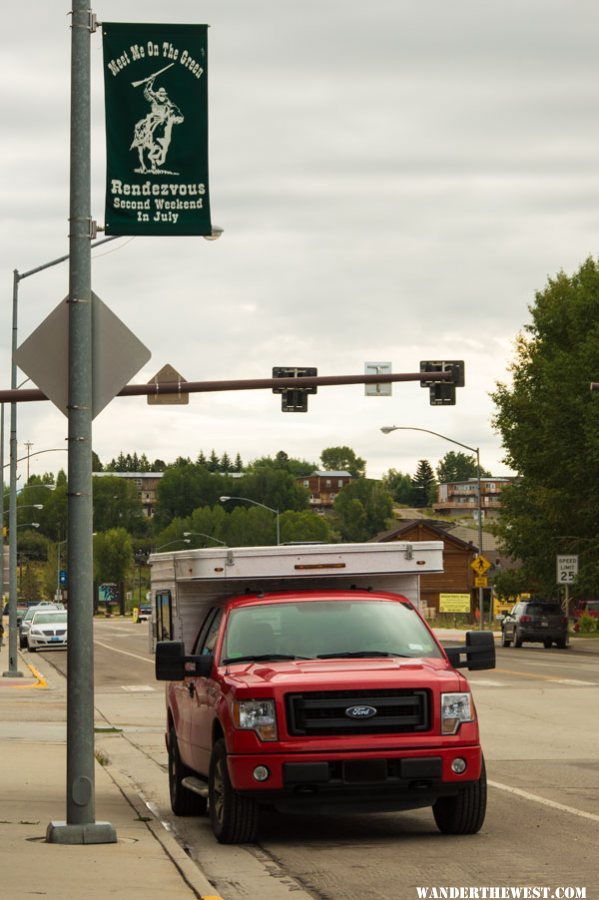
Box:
[501,600,568,649]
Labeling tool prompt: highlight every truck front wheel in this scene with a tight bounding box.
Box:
[432,759,487,835]
[168,727,207,817]
[209,739,259,843]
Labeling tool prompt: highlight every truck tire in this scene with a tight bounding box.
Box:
[168,727,207,817]
[209,739,259,843]
[432,759,487,835]
[501,630,511,647]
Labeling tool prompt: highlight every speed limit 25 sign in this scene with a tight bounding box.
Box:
[556,555,578,584]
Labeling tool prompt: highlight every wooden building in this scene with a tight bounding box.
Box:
[376,520,484,620]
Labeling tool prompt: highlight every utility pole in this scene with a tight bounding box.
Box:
[47,1,116,845]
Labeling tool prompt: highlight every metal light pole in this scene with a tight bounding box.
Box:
[381,425,484,629]
[220,495,281,545]
[47,0,116,845]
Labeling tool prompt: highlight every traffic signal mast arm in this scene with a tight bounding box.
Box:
[0,368,456,404]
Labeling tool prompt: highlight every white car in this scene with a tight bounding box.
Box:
[27,610,68,652]
[19,602,64,648]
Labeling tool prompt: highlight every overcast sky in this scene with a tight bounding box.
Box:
[2,1,599,484]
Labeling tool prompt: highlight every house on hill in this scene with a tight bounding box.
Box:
[296,470,353,511]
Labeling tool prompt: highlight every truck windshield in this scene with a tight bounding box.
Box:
[221,599,442,664]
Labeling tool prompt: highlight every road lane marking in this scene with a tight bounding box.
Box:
[469,679,507,687]
[121,685,155,692]
[93,638,153,664]
[489,779,599,824]
[495,667,596,684]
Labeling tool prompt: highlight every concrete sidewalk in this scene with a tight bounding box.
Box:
[0,650,222,900]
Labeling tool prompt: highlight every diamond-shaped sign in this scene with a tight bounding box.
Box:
[14,294,151,419]
[470,555,491,575]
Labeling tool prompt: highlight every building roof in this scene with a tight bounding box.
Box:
[93,471,164,479]
[374,519,479,553]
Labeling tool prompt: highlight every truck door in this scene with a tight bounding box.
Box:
[174,607,219,765]
[188,608,223,775]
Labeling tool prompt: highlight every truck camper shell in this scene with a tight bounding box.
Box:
[149,541,444,651]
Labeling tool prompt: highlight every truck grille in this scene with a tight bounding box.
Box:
[285,688,430,736]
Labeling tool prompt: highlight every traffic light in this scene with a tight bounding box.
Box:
[420,360,465,406]
[272,367,317,412]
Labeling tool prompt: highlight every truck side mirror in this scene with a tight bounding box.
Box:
[155,641,215,680]
[155,640,186,681]
[445,631,496,671]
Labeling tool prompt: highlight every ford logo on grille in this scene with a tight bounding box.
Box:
[345,705,377,719]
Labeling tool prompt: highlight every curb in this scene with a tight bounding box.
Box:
[101,756,223,900]
[15,662,48,689]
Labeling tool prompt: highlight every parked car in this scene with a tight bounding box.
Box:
[26,609,68,652]
[135,602,152,623]
[501,600,568,649]
[19,602,64,648]
[572,599,599,632]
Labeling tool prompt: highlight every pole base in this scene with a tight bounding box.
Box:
[2,670,24,678]
[46,821,117,844]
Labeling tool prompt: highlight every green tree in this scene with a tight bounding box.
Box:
[93,528,133,614]
[333,480,393,541]
[381,469,414,504]
[223,506,277,547]
[320,446,366,478]
[154,463,232,526]
[234,468,309,514]
[279,510,333,544]
[492,256,599,597]
[20,479,67,542]
[411,460,436,507]
[436,451,491,484]
[183,505,228,546]
[92,475,144,534]
[248,450,315,477]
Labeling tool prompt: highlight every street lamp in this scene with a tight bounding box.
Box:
[219,496,281,546]
[183,531,227,547]
[155,539,191,552]
[381,425,484,630]
[3,503,43,517]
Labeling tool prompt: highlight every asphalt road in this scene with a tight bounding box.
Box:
[30,623,599,900]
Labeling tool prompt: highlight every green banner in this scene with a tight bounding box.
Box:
[102,22,211,236]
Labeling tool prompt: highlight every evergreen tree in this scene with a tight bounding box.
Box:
[411,460,436,507]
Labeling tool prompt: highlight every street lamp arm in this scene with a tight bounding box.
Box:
[381,425,478,456]
[219,496,280,545]
[183,531,227,547]
[155,539,191,552]
[219,495,279,515]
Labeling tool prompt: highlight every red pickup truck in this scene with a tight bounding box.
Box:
[152,543,495,843]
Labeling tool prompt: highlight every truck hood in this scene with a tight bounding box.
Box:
[221,657,464,691]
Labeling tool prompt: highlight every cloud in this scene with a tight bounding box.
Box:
[3,1,599,485]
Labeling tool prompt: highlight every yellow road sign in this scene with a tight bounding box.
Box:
[474,575,488,588]
[470,555,491,575]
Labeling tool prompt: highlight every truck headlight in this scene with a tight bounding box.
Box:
[441,692,473,735]
[233,699,278,741]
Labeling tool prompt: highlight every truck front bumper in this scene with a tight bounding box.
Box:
[227,745,482,812]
